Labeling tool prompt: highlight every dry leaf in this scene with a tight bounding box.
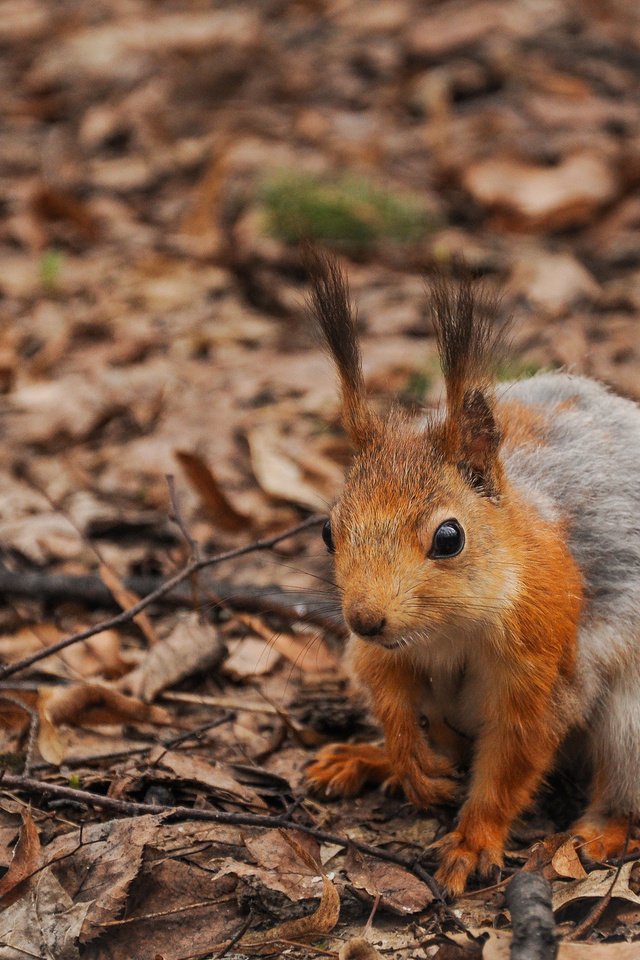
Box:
[247,423,331,510]
[550,838,587,881]
[37,701,66,765]
[230,611,336,674]
[463,152,618,231]
[223,636,282,678]
[148,749,266,808]
[42,683,169,726]
[483,930,640,960]
[339,940,383,960]
[45,814,162,943]
[220,831,340,951]
[175,449,248,532]
[523,833,587,881]
[345,848,434,915]
[0,812,40,908]
[0,868,91,960]
[121,613,225,701]
[98,563,158,646]
[552,860,640,912]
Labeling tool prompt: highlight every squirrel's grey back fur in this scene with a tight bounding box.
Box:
[498,372,640,813]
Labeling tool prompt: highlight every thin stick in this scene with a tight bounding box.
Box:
[166,473,202,613]
[0,773,446,903]
[0,515,324,682]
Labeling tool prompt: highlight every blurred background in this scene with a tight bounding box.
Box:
[2,0,640,602]
[2,4,640,950]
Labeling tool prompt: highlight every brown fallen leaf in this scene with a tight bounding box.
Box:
[99,563,158,646]
[345,848,434,915]
[121,612,225,701]
[148,749,267,808]
[44,814,163,944]
[175,449,248,532]
[247,422,334,511]
[218,831,340,952]
[552,860,640,913]
[523,832,587,881]
[550,838,588,881]
[230,610,337,674]
[0,812,40,908]
[223,636,282,678]
[483,930,640,959]
[0,623,127,680]
[0,868,91,960]
[31,184,99,243]
[41,683,170,727]
[462,152,618,232]
[339,940,383,960]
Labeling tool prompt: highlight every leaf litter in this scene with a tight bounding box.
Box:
[1,0,640,957]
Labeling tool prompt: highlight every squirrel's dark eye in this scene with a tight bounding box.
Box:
[322,519,335,554]
[429,519,465,559]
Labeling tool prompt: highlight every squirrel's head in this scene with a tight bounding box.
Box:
[322,412,517,650]
[307,249,513,651]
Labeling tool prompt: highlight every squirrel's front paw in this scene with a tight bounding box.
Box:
[389,766,459,810]
[434,827,504,896]
[306,742,392,798]
[390,747,460,810]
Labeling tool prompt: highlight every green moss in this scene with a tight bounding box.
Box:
[261,171,433,255]
[402,370,432,404]
[39,248,64,291]
[496,358,547,382]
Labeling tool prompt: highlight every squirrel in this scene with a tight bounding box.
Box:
[304,250,640,896]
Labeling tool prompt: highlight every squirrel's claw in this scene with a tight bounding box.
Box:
[434,828,504,897]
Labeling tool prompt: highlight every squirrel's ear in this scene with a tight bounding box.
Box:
[457,388,503,498]
[305,248,376,447]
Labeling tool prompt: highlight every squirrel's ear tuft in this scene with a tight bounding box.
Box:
[457,388,503,498]
[305,248,376,447]
[428,271,507,496]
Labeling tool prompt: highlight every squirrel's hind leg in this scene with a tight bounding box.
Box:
[306,742,393,798]
[571,814,640,862]
[572,667,640,861]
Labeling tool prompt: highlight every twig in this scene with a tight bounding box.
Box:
[93,896,232,928]
[31,713,234,771]
[216,910,255,958]
[0,568,345,635]
[505,871,557,960]
[166,473,202,614]
[566,817,633,942]
[0,515,325,682]
[0,772,448,904]
[166,474,201,561]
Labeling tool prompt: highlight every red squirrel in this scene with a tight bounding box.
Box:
[304,251,640,895]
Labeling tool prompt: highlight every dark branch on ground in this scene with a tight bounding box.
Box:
[0,515,326,682]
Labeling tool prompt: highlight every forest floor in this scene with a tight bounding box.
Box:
[1,1,640,957]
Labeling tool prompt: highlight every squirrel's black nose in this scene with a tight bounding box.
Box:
[348,612,387,638]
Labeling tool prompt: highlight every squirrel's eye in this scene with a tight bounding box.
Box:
[322,519,335,554]
[429,519,465,559]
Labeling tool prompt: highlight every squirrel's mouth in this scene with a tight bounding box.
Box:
[361,634,417,652]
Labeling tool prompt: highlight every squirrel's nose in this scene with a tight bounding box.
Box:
[347,610,387,638]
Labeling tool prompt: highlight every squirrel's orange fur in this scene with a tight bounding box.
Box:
[304,251,640,895]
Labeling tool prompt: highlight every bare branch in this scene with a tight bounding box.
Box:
[0,515,325,682]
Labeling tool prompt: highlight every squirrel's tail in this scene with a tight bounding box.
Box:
[429,275,508,497]
[306,249,376,446]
